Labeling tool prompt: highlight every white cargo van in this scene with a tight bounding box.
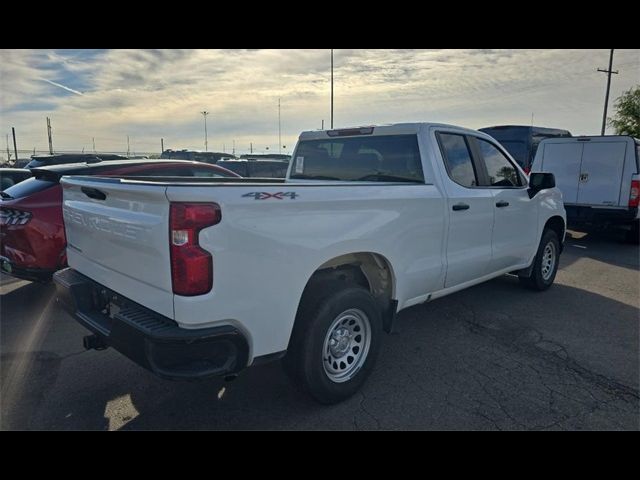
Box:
[531,135,639,241]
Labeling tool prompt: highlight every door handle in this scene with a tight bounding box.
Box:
[496,201,510,208]
[452,203,470,211]
[81,187,107,200]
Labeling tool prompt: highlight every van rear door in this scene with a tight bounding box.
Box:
[577,141,627,207]
[539,142,583,203]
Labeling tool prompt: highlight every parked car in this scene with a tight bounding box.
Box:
[0,160,239,282]
[0,168,32,190]
[160,149,233,164]
[479,125,572,173]
[216,159,289,178]
[25,153,129,169]
[53,122,565,404]
[239,153,291,161]
[531,135,639,242]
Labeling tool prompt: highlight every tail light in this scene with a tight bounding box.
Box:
[169,203,221,296]
[629,179,640,208]
[0,208,32,226]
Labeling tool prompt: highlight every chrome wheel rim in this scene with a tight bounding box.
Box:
[322,308,371,383]
[541,241,556,281]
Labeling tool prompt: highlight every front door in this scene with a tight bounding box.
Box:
[436,132,495,288]
[471,137,538,271]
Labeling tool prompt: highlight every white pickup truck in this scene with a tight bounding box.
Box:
[54,123,566,404]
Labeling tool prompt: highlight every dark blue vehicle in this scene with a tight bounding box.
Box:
[478,125,571,172]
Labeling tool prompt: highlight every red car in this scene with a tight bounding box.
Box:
[0,159,239,282]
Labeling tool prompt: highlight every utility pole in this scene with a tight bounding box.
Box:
[161,138,164,153]
[330,49,334,129]
[6,134,11,162]
[278,97,282,155]
[598,49,618,136]
[250,142,253,154]
[321,119,324,130]
[12,127,18,164]
[201,111,209,151]
[92,137,96,153]
[46,117,53,154]
[232,140,235,155]
[127,135,130,157]
[531,113,534,127]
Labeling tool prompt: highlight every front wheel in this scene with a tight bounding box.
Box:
[283,286,382,404]
[519,229,560,291]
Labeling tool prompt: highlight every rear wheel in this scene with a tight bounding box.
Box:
[283,285,382,404]
[519,229,560,291]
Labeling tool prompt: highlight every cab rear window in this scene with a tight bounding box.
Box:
[290,135,424,182]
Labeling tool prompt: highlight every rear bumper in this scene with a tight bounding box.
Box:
[0,256,55,282]
[53,268,249,381]
[566,205,638,228]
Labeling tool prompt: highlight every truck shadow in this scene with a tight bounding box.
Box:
[561,228,639,272]
[2,274,638,430]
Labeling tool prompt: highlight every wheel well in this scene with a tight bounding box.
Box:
[298,253,396,332]
[545,216,565,249]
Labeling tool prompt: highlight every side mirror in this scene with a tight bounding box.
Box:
[528,172,555,198]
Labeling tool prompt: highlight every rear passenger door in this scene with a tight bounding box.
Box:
[436,131,495,288]
[470,136,537,271]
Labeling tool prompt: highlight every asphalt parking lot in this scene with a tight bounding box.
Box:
[1,229,638,430]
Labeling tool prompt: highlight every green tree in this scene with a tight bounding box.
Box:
[608,86,640,137]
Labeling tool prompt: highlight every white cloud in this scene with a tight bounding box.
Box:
[1,49,638,156]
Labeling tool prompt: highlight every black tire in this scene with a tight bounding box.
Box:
[283,285,382,404]
[519,229,560,291]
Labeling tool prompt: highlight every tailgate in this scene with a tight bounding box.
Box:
[61,177,174,318]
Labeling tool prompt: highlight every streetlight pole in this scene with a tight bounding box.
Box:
[278,97,282,155]
[330,49,334,129]
[201,111,209,151]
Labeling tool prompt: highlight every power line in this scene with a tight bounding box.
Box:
[597,49,619,135]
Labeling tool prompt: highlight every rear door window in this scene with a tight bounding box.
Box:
[217,162,247,176]
[291,134,424,182]
[190,167,234,178]
[1,177,56,199]
[437,133,478,187]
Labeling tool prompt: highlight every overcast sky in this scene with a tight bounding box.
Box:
[1,49,638,157]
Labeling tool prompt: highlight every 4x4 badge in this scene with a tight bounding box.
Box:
[242,192,298,200]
